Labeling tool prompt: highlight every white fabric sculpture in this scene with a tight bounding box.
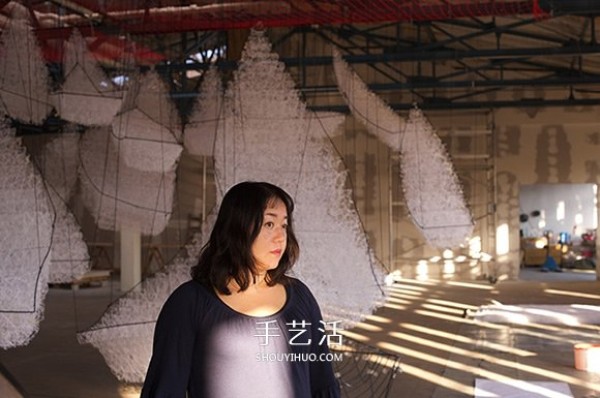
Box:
[0,4,52,124]
[184,66,222,156]
[111,70,182,173]
[213,29,387,325]
[77,235,202,382]
[0,124,53,349]
[332,50,473,248]
[37,132,90,283]
[52,29,123,126]
[79,126,176,236]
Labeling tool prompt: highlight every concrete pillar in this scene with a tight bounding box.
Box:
[120,227,142,292]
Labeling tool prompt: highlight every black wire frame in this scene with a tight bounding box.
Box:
[331,336,402,398]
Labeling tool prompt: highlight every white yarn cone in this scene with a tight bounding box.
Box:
[401,107,474,248]
[38,132,80,202]
[332,48,403,151]
[0,4,52,124]
[52,29,123,125]
[77,235,201,382]
[0,124,53,348]
[184,67,223,156]
[333,48,473,248]
[212,29,387,326]
[112,71,182,172]
[79,126,176,236]
[46,189,90,283]
[36,132,90,283]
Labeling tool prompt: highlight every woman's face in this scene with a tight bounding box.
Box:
[251,199,288,274]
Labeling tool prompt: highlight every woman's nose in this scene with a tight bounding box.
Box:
[273,227,286,241]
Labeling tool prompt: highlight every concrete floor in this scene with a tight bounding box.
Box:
[1,268,600,398]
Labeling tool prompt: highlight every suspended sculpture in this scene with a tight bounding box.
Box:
[77,235,203,382]
[184,66,222,156]
[331,48,403,151]
[111,70,182,173]
[333,50,474,248]
[78,29,387,383]
[0,124,53,349]
[401,107,474,247]
[46,191,90,283]
[38,131,80,201]
[52,29,123,126]
[0,4,52,124]
[210,29,386,323]
[79,126,177,236]
[36,132,90,283]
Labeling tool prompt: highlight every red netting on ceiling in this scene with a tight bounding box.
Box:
[46,0,546,35]
[11,0,546,64]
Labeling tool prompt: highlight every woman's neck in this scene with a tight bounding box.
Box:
[218,273,286,317]
[228,272,268,293]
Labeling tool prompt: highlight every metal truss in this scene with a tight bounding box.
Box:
[275,15,600,110]
[8,0,600,113]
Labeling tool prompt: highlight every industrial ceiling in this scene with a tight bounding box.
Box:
[4,0,600,112]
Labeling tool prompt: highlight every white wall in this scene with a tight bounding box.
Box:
[495,106,600,280]
[519,183,597,241]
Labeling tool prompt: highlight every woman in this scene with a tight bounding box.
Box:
[141,181,340,397]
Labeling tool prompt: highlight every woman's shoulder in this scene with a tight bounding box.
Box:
[282,276,325,321]
[285,275,309,291]
[285,276,318,303]
[164,279,213,306]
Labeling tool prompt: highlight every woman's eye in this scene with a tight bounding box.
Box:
[264,221,274,228]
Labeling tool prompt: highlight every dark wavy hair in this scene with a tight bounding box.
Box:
[191,181,300,294]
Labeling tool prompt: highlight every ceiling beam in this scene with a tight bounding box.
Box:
[295,74,600,92]
[307,97,600,112]
[275,44,600,66]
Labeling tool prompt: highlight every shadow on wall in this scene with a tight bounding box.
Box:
[535,125,571,184]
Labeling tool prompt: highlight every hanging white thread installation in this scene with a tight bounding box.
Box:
[401,106,474,248]
[184,66,222,156]
[77,235,201,382]
[213,29,387,326]
[332,48,403,151]
[52,29,123,126]
[0,124,53,348]
[0,4,52,124]
[77,29,388,383]
[333,49,473,248]
[111,70,182,173]
[79,126,176,236]
[36,132,90,283]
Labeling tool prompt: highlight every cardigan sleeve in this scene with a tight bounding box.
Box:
[140,281,200,398]
[295,280,341,398]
